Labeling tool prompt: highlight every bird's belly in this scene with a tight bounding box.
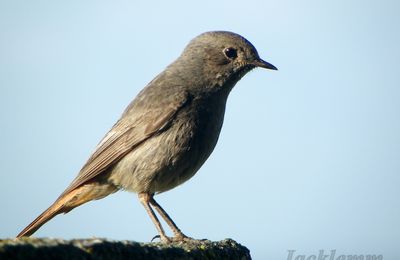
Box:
[108,108,224,193]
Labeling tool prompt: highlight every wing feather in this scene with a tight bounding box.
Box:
[58,91,190,198]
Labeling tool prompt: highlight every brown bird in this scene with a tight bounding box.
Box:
[17,31,277,242]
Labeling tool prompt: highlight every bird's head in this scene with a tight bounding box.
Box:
[177,31,277,92]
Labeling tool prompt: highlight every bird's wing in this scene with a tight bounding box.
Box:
[58,91,190,198]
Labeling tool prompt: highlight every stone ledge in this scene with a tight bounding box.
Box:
[0,237,251,260]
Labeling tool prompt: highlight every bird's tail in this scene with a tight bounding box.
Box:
[17,187,83,238]
[17,183,118,238]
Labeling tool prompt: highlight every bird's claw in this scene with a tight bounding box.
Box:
[151,233,197,243]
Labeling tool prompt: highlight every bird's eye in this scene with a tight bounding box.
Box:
[223,47,237,59]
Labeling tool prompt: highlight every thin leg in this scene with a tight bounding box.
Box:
[138,192,171,242]
[149,196,191,241]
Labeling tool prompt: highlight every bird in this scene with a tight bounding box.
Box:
[17,31,277,242]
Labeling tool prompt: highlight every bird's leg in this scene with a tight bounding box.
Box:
[138,192,171,243]
[149,196,191,242]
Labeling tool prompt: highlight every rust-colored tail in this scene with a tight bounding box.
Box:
[17,203,63,237]
[17,188,83,238]
[17,183,118,238]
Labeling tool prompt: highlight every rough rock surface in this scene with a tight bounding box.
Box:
[0,237,251,260]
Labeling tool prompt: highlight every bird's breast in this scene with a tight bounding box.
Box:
[108,93,229,194]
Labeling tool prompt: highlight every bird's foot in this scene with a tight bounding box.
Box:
[172,233,190,242]
[151,234,172,243]
[152,233,202,243]
[172,233,203,243]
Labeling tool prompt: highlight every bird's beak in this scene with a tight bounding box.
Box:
[252,58,278,70]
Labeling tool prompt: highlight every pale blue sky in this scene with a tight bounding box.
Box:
[1,1,399,259]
